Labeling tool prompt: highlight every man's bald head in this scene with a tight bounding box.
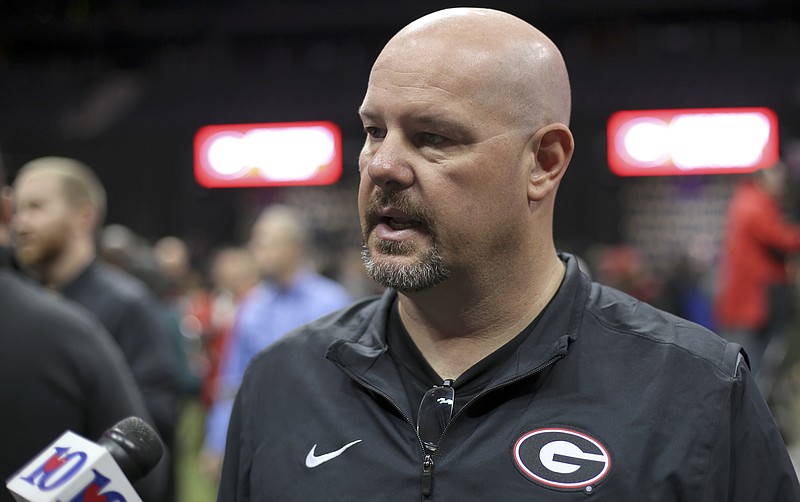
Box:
[374,8,571,130]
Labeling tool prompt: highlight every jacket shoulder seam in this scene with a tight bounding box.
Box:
[586,309,732,377]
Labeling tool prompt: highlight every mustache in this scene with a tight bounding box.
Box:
[364,191,435,234]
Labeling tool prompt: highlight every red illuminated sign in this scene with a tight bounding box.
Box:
[607,107,779,176]
[194,121,342,188]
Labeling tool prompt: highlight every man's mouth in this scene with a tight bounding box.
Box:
[379,208,420,231]
[363,191,434,241]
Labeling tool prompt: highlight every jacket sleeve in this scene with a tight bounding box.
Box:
[703,352,800,500]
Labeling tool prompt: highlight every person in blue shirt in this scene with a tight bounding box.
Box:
[203,204,352,480]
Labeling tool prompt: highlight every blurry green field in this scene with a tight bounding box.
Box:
[176,399,218,502]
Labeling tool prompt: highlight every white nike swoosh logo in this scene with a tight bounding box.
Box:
[305,440,362,468]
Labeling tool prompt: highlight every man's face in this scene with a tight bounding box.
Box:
[357,38,533,293]
[249,216,301,281]
[12,171,74,269]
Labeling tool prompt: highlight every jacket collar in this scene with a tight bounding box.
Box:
[60,258,99,295]
[326,254,589,404]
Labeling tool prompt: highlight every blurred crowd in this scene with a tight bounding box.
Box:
[94,208,382,501]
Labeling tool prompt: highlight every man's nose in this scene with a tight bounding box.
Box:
[361,136,415,193]
[10,209,28,230]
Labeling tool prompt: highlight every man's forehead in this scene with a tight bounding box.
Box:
[363,53,494,105]
[360,70,505,132]
[16,171,61,194]
[368,38,511,114]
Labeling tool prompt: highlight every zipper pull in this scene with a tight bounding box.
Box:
[421,453,434,498]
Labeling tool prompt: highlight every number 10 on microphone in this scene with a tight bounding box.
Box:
[6,430,141,502]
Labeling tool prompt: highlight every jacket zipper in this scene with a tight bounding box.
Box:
[421,450,434,498]
[334,366,434,499]
[427,354,565,498]
[335,353,564,501]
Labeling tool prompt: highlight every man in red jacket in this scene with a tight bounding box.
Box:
[715,161,800,390]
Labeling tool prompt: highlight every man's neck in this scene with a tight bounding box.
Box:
[269,260,305,289]
[398,254,566,381]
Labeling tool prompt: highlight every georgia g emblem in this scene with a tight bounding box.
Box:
[513,428,611,493]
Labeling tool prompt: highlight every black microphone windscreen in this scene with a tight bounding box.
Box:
[97,416,164,483]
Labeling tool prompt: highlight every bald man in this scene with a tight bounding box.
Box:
[218,9,799,500]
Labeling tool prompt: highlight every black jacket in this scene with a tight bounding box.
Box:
[0,248,168,501]
[220,254,799,501]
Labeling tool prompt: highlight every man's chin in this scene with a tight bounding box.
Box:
[14,247,47,269]
[363,243,418,272]
[14,251,36,268]
[362,242,450,293]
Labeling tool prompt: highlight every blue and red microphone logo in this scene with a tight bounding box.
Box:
[19,445,127,501]
[20,447,87,492]
[69,470,127,502]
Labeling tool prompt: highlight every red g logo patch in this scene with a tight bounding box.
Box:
[513,428,611,492]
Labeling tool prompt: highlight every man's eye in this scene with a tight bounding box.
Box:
[364,127,386,139]
[419,132,446,145]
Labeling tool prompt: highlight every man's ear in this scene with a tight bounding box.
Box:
[74,199,99,235]
[527,123,574,203]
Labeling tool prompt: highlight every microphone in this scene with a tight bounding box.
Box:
[6,417,163,502]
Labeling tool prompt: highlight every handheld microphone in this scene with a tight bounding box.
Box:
[6,417,163,502]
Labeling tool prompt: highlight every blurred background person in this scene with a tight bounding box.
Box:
[0,159,169,502]
[10,156,181,500]
[153,235,209,400]
[203,245,261,410]
[100,223,162,289]
[201,204,351,483]
[714,161,800,397]
[183,245,260,500]
[585,243,664,306]
[150,234,222,502]
[101,229,207,401]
